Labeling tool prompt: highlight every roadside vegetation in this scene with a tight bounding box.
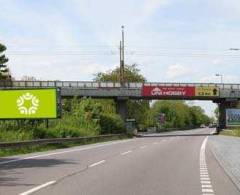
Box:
[145,100,212,131]
[220,128,240,137]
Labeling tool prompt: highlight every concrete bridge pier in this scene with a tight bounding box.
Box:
[115,97,128,123]
[218,101,227,130]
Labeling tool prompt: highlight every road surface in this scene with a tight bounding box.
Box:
[0,128,239,195]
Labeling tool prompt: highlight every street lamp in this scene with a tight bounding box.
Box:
[215,74,223,83]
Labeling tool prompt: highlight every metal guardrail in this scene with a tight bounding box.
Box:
[0,134,127,149]
[1,80,240,89]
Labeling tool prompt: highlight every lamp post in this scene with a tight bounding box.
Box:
[215,74,223,83]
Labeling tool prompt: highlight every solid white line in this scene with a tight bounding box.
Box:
[89,160,106,168]
[121,150,132,155]
[0,139,133,165]
[19,181,56,195]
[153,142,159,144]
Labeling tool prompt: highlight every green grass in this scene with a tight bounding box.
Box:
[220,128,240,137]
[0,135,131,157]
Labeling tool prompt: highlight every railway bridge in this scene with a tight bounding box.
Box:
[1,80,240,130]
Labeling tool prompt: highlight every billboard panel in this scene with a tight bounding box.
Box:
[226,109,240,126]
[142,86,195,97]
[0,88,59,119]
[195,86,219,97]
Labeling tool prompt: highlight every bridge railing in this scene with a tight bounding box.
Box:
[0,81,240,89]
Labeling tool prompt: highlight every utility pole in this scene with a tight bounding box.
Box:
[119,26,125,86]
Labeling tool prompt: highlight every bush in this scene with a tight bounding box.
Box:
[100,113,124,134]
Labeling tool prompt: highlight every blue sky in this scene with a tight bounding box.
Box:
[1,0,240,116]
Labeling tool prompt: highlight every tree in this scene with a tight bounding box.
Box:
[94,64,150,130]
[0,43,10,80]
[150,100,210,130]
[94,63,146,82]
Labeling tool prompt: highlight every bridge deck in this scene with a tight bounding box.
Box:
[0,81,240,89]
[0,81,240,100]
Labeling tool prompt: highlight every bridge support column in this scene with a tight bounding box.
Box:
[115,98,128,123]
[218,102,227,131]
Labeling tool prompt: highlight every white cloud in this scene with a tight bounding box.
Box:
[199,74,239,83]
[212,59,222,65]
[187,101,217,117]
[166,64,190,79]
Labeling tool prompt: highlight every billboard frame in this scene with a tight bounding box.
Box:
[226,108,240,127]
[0,87,61,120]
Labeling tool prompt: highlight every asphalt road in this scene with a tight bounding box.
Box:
[0,128,239,195]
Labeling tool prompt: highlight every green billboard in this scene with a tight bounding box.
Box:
[0,88,59,119]
[226,109,240,126]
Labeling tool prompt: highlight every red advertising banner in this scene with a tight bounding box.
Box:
[142,86,195,97]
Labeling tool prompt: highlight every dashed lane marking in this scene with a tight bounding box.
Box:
[200,136,215,195]
[88,160,106,168]
[19,180,56,195]
[121,150,132,155]
[0,139,134,165]
[140,145,147,149]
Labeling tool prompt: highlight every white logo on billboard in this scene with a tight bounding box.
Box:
[17,92,39,115]
[151,87,162,95]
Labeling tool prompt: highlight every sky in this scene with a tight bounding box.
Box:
[1,0,240,117]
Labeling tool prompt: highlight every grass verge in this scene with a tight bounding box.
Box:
[0,134,132,157]
[220,129,240,137]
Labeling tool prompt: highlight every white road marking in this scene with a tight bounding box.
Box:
[140,145,147,149]
[121,150,132,155]
[200,136,215,195]
[153,142,159,145]
[202,188,214,193]
[201,177,210,181]
[0,139,134,165]
[19,180,56,195]
[201,180,211,184]
[89,160,106,168]
[200,174,209,177]
[202,194,214,195]
[202,184,212,188]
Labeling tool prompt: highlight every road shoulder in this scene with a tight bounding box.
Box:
[208,135,240,192]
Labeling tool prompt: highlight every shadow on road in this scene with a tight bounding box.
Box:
[0,158,75,187]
